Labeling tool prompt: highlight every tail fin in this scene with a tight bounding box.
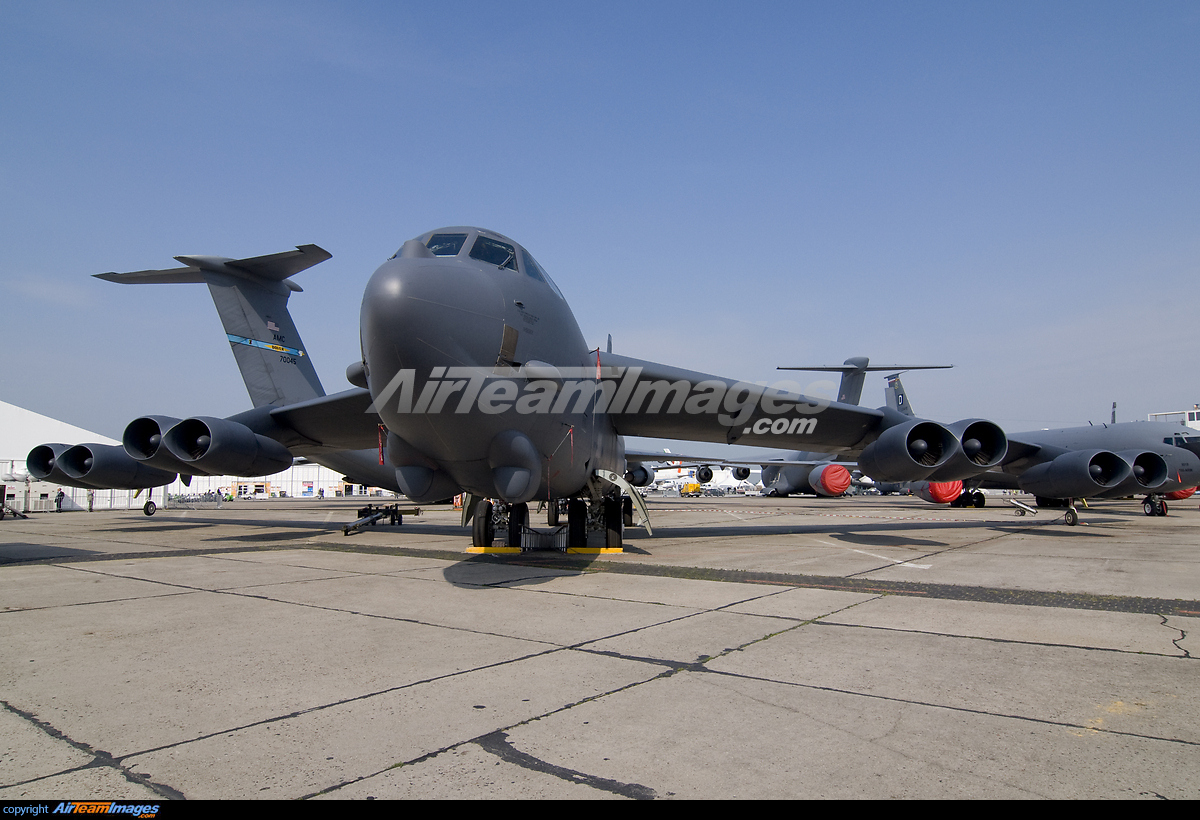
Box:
[95,245,330,407]
[885,374,916,416]
[778,357,952,406]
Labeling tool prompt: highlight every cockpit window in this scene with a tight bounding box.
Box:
[426,233,468,256]
[521,249,566,300]
[469,236,518,270]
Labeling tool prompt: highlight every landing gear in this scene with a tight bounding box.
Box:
[622,496,634,528]
[143,501,156,516]
[604,496,623,549]
[567,499,587,549]
[507,502,528,548]
[1143,496,1167,517]
[1064,506,1079,526]
[547,499,561,527]
[472,499,493,549]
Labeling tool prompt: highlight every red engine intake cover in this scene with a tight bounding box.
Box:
[815,464,852,496]
[922,480,963,504]
[1165,486,1197,501]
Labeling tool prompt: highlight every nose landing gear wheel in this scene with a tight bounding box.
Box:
[143,501,156,516]
[1064,507,1078,526]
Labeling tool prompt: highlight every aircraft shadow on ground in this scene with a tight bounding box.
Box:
[0,544,106,564]
[440,551,599,589]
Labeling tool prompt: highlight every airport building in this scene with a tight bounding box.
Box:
[1,399,393,513]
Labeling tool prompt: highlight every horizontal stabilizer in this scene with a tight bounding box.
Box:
[94,244,331,291]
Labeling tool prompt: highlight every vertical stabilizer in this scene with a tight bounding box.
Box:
[885,374,916,416]
[95,244,330,407]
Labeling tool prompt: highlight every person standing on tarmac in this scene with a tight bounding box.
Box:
[55,488,65,512]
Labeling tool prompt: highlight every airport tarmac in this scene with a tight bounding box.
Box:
[1,494,1197,800]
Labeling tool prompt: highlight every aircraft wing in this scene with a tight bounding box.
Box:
[624,448,842,468]
[602,353,883,454]
[228,388,383,452]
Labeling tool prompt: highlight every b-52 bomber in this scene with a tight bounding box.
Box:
[29,227,1015,550]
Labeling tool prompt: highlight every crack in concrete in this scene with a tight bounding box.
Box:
[0,700,185,799]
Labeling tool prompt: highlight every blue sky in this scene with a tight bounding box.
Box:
[2,1,1198,443]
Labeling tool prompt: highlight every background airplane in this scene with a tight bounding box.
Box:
[28,231,1012,551]
[881,374,1200,524]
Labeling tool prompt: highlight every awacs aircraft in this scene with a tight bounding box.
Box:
[28,228,1012,550]
[877,374,1200,524]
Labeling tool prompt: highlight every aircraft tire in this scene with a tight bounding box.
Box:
[1160,500,1168,516]
[143,501,156,517]
[472,500,493,549]
[1144,500,1155,516]
[972,492,986,508]
[1064,507,1078,526]
[508,502,528,549]
[622,496,634,528]
[604,497,622,549]
[548,500,559,527]
[567,499,587,550]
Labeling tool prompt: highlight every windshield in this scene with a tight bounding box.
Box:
[469,236,518,270]
[521,249,565,300]
[426,233,468,256]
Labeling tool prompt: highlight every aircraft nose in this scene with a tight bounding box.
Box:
[359,252,506,395]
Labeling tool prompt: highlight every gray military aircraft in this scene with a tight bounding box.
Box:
[28,227,1011,549]
[627,358,951,499]
[877,374,1200,524]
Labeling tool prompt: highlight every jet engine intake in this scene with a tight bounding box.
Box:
[695,466,714,483]
[122,415,212,475]
[927,419,1008,481]
[624,465,656,487]
[807,463,852,496]
[731,466,752,481]
[857,420,956,482]
[913,480,963,505]
[163,417,294,477]
[1096,450,1169,498]
[1017,449,1131,499]
[26,443,76,486]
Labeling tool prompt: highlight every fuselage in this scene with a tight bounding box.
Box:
[359,227,623,503]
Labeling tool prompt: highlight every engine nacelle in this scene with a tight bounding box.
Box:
[58,443,177,489]
[123,415,215,475]
[163,417,294,477]
[926,419,1008,481]
[27,443,78,486]
[807,463,852,496]
[1096,450,1169,498]
[731,467,752,481]
[1017,449,1130,499]
[624,464,656,487]
[913,480,963,505]
[695,465,714,483]
[858,420,957,482]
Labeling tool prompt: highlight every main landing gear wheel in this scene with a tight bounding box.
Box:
[622,496,634,528]
[604,497,623,549]
[972,491,986,508]
[507,502,528,549]
[567,499,587,550]
[143,501,156,517]
[548,500,560,527]
[1143,498,1167,516]
[472,500,493,549]
[1064,507,1078,526]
